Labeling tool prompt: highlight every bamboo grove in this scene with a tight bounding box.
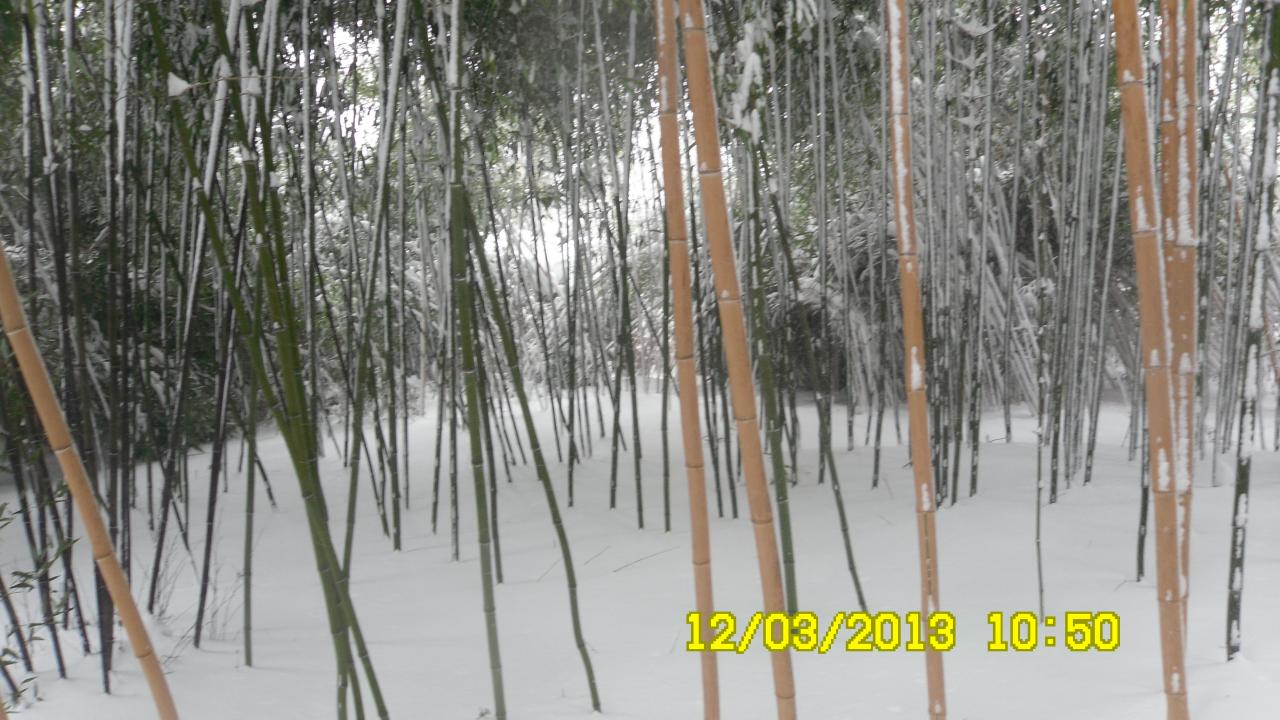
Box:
[0,0,1276,717]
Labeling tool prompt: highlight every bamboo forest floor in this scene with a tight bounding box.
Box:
[5,395,1278,719]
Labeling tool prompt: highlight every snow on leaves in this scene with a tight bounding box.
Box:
[167,72,192,97]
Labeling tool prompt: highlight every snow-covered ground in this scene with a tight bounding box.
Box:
[3,395,1276,718]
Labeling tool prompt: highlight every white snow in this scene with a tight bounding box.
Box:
[1234,493,1249,528]
[885,0,915,259]
[954,19,994,37]
[241,71,263,97]
[166,73,192,97]
[1177,352,1193,376]
[4,400,1278,719]
[728,21,764,143]
[1156,447,1172,492]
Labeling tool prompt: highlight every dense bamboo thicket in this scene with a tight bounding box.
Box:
[0,0,1277,717]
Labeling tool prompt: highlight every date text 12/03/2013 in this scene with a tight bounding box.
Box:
[684,610,1120,653]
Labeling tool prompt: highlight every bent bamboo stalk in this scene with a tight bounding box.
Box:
[676,1,796,717]
[0,243,179,720]
[654,0,720,716]
[884,0,947,717]
[1112,0,1191,716]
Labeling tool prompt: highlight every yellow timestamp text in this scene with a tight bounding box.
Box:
[986,611,1120,651]
[685,611,957,654]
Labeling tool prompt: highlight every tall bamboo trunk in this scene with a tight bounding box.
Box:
[1227,0,1279,662]
[884,0,946,717]
[0,245,179,720]
[1112,0,1191,716]
[1158,0,1198,632]
[675,2,796,717]
[444,0,505,714]
[654,0,719,715]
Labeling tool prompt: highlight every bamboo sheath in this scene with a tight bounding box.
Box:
[653,0,720,716]
[0,243,179,720]
[1157,0,1197,631]
[884,0,946,718]
[675,1,797,717]
[1112,0,1191,716]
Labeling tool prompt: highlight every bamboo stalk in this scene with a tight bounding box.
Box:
[244,358,258,667]
[884,0,947,716]
[0,244,178,720]
[675,2,796,717]
[654,0,719,713]
[442,0,506,710]
[1158,0,1198,631]
[1227,0,1279,662]
[1111,0,1191,715]
[465,198,604,710]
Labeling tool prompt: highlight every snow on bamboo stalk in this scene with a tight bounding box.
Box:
[1226,251,1261,661]
[1227,1,1279,661]
[654,0,719,714]
[0,239,178,720]
[676,1,796,717]
[1111,0,1191,716]
[1157,0,1198,629]
[884,0,947,717]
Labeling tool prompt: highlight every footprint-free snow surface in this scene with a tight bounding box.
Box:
[5,396,1277,718]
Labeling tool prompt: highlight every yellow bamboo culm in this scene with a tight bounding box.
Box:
[883,0,946,717]
[1157,0,1198,633]
[653,0,720,715]
[0,244,180,720]
[675,0,796,717]
[1112,0,1191,717]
